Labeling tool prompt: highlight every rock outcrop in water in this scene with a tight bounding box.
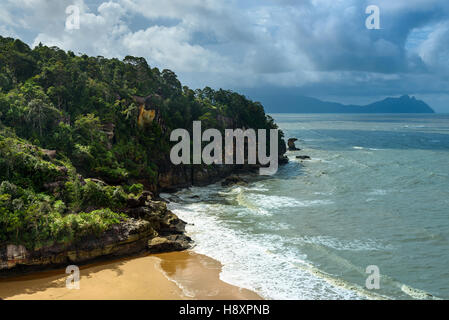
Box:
[288,138,301,151]
[221,175,248,187]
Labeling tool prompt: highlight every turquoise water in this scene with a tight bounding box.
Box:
[162,114,449,300]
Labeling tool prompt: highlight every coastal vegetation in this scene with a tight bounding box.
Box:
[0,36,285,253]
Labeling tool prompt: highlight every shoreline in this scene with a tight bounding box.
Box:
[0,250,262,300]
[0,175,269,300]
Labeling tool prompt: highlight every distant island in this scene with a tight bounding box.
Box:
[249,93,435,114]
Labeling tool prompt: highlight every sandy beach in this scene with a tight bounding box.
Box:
[0,251,261,300]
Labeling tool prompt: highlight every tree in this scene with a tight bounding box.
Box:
[122,102,139,129]
[74,113,103,144]
[161,69,182,93]
[26,98,60,137]
[0,138,16,179]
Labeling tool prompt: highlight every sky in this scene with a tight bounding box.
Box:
[1,0,449,112]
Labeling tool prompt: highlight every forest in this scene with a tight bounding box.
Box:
[0,36,284,250]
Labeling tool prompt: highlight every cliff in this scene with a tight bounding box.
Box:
[1,203,191,273]
[0,36,287,273]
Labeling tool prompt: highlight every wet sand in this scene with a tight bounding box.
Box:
[158,251,261,299]
[0,251,261,300]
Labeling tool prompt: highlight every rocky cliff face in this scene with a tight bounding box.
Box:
[0,196,191,273]
[133,94,164,129]
[0,107,288,274]
[0,157,292,274]
[157,138,288,191]
[157,164,236,191]
[157,163,282,191]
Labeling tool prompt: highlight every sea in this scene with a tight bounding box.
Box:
[161,114,449,300]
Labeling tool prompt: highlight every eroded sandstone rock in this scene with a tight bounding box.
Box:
[0,219,155,272]
[0,198,191,273]
[147,235,192,253]
[288,138,301,151]
[221,175,248,187]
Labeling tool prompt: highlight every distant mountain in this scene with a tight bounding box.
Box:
[354,95,435,113]
[255,94,435,114]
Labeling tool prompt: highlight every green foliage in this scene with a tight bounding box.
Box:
[0,35,285,249]
[80,179,128,209]
[128,183,144,196]
[0,36,283,183]
[81,179,110,207]
[0,181,127,248]
[0,132,64,189]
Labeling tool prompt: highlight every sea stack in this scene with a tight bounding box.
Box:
[288,138,301,151]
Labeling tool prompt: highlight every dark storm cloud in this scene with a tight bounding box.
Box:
[1,0,449,110]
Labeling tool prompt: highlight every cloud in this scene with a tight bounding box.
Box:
[418,21,449,75]
[122,26,230,72]
[0,0,449,110]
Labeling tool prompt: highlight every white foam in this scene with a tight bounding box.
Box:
[400,284,441,300]
[157,260,197,298]
[167,201,366,300]
[239,194,333,211]
[293,235,393,252]
[367,189,388,196]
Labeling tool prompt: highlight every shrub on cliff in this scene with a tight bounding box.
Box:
[0,131,66,190]
[0,36,284,185]
[0,35,286,249]
[81,179,129,209]
[128,183,144,196]
[0,183,127,249]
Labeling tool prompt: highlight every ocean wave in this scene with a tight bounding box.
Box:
[168,203,366,300]
[292,235,393,252]
[400,284,440,300]
[367,189,388,196]
[165,186,441,300]
[238,194,333,211]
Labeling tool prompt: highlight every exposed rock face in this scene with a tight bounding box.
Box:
[279,155,289,165]
[138,106,157,127]
[133,94,164,129]
[192,165,235,186]
[126,198,187,237]
[216,114,234,128]
[0,219,154,272]
[158,165,193,191]
[102,123,115,139]
[157,164,236,191]
[221,175,248,187]
[0,197,192,273]
[43,181,66,192]
[102,122,115,149]
[0,116,290,274]
[43,166,70,194]
[148,235,192,253]
[41,149,57,160]
[288,138,300,151]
